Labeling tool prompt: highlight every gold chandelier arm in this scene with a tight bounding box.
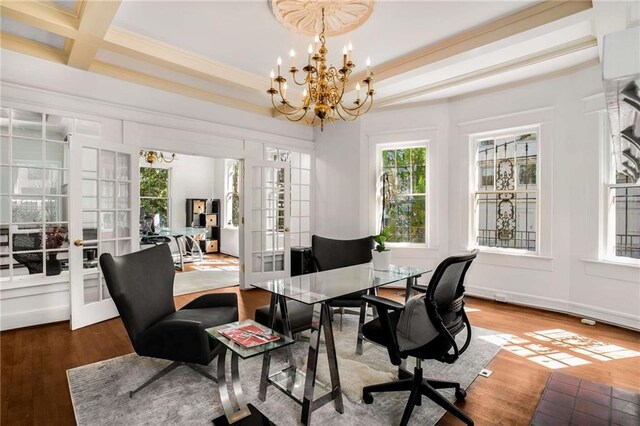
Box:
[290,70,308,86]
[335,104,361,122]
[340,95,374,116]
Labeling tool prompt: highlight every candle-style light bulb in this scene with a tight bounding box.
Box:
[277,56,282,75]
[283,82,288,99]
[366,56,371,77]
[307,43,313,64]
[347,42,353,61]
[289,49,295,68]
[270,69,275,88]
[356,82,361,100]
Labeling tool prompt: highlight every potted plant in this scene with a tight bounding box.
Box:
[45,226,67,276]
[372,227,391,271]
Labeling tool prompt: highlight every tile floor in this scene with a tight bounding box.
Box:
[531,372,640,426]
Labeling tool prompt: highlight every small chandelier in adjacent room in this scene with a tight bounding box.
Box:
[267,6,374,130]
[140,150,176,166]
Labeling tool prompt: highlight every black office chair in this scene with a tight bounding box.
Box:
[100,244,238,397]
[13,233,44,274]
[312,235,374,330]
[361,250,479,426]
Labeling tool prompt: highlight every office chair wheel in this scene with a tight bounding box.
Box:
[363,392,374,404]
[455,388,467,401]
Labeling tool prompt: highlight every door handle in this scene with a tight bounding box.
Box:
[74,239,84,247]
[284,227,290,232]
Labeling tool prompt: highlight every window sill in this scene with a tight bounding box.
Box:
[581,258,640,284]
[223,226,239,231]
[387,243,434,250]
[0,272,70,291]
[473,249,553,271]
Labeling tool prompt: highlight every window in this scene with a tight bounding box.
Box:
[224,159,240,228]
[473,130,538,252]
[139,167,169,232]
[265,147,312,246]
[610,174,639,259]
[379,145,427,244]
[1,107,71,280]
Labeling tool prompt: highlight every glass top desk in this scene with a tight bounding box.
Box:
[251,263,430,425]
[157,227,207,270]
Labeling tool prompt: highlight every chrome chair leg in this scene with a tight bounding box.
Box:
[187,363,217,382]
[129,361,180,398]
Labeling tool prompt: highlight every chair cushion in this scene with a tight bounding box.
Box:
[362,310,402,347]
[165,306,239,329]
[254,300,313,335]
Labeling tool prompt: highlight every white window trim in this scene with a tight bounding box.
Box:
[368,127,440,249]
[139,165,171,228]
[469,126,540,255]
[600,112,640,265]
[458,107,554,259]
[224,159,239,229]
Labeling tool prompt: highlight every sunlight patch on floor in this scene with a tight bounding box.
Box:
[480,328,640,370]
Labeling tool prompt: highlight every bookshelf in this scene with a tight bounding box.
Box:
[185,198,221,253]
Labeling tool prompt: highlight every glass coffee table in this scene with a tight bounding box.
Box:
[206,319,295,425]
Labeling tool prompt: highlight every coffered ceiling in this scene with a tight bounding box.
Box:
[0,0,607,122]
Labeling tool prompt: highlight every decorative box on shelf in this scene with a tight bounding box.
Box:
[186,198,221,254]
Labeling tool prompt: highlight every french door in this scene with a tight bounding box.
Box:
[242,159,290,288]
[68,136,139,330]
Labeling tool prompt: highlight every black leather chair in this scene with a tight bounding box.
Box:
[312,235,375,329]
[100,244,238,397]
[361,250,479,426]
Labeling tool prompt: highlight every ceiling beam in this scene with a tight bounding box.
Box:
[67,0,122,70]
[348,0,593,89]
[375,36,598,108]
[0,32,67,64]
[0,1,79,39]
[89,60,273,117]
[101,27,269,92]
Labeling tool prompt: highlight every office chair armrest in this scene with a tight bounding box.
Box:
[411,284,428,293]
[182,293,238,310]
[136,319,212,365]
[361,295,404,311]
[362,295,404,365]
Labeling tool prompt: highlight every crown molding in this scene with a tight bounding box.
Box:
[376,36,597,108]
[89,60,272,117]
[0,1,79,38]
[102,27,269,92]
[348,0,593,89]
[0,31,67,64]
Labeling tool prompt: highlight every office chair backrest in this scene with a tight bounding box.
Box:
[100,244,176,345]
[311,235,374,271]
[423,249,478,362]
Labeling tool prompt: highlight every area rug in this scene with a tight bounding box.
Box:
[173,270,239,296]
[531,372,640,425]
[67,315,500,426]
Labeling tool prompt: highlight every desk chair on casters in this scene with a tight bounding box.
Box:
[361,249,479,426]
[100,244,239,397]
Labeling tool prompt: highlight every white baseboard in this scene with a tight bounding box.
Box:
[0,305,70,331]
[466,285,640,331]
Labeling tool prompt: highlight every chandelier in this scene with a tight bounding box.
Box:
[267,7,374,131]
[140,150,176,165]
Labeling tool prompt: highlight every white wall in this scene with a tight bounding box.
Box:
[213,158,240,257]
[314,65,640,330]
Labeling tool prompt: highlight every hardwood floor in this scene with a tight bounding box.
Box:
[1,288,638,425]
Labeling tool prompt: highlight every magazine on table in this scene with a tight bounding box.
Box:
[219,324,280,348]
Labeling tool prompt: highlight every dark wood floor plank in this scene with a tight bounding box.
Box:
[1,287,638,426]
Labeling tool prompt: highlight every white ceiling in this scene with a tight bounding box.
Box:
[112,0,539,78]
[0,0,613,117]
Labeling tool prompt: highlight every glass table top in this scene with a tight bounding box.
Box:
[251,263,430,305]
[157,227,207,237]
[206,319,295,359]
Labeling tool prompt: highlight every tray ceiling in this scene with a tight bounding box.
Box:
[0,0,605,122]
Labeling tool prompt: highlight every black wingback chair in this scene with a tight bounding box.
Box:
[312,235,374,329]
[361,250,479,426]
[100,244,238,397]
